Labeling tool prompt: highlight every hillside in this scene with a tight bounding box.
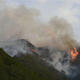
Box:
[1,39,37,57]
[0,48,70,80]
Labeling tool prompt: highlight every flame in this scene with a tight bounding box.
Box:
[70,48,79,62]
[31,49,37,53]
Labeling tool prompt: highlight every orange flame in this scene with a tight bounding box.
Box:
[31,49,36,53]
[71,48,79,62]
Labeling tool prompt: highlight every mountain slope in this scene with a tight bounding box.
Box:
[0,48,69,80]
[1,39,37,57]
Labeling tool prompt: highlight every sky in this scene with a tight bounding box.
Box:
[6,0,80,22]
[0,0,80,42]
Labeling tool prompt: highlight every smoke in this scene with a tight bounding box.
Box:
[0,5,40,42]
[39,47,80,78]
[0,3,77,49]
[49,49,79,78]
[47,17,78,50]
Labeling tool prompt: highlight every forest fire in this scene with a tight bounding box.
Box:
[70,48,79,62]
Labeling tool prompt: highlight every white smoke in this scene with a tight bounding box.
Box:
[49,50,78,78]
[39,47,80,78]
[0,2,77,48]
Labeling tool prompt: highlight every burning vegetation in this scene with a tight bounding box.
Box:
[70,48,79,62]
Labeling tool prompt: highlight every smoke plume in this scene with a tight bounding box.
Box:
[47,17,78,50]
[0,2,77,49]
